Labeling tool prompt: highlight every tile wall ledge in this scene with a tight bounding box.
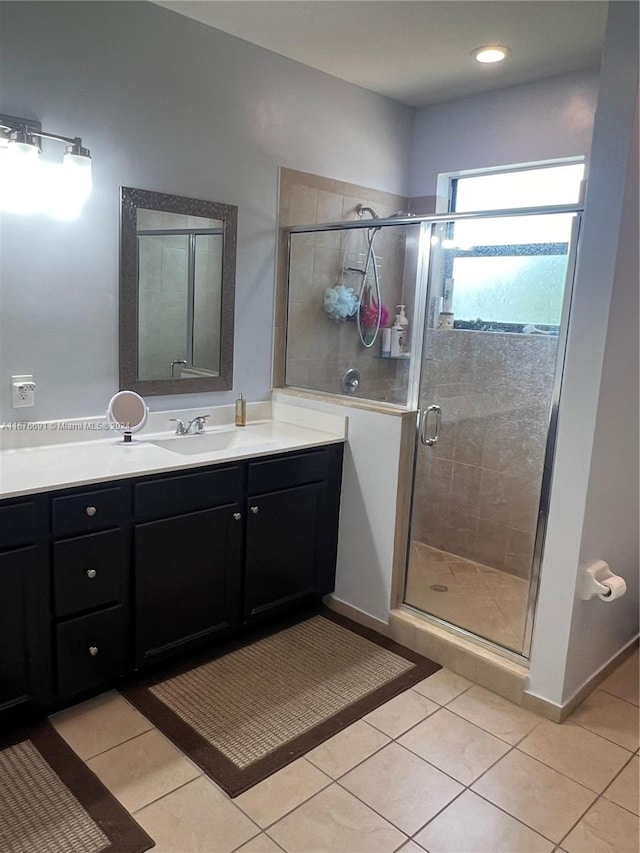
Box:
[273,388,413,417]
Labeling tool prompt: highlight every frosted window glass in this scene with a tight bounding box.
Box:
[453,163,584,212]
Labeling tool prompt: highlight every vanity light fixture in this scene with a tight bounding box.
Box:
[472,45,510,64]
[0,113,92,217]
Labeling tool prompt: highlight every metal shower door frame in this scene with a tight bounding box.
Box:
[403,208,584,660]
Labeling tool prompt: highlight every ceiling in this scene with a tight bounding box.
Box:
[153,1,607,107]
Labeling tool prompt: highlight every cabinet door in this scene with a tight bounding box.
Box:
[0,546,47,722]
[244,483,323,621]
[135,505,242,666]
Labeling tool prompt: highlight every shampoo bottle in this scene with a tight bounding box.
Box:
[390,305,409,357]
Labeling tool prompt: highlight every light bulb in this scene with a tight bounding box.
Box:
[63,150,92,202]
[1,139,41,214]
[473,45,509,64]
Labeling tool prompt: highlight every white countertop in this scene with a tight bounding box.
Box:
[0,415,345,500]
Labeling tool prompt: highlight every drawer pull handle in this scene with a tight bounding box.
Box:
[89,646,99,657]
[250,506,259,514]
[233,512,242,521]
[85,568,97,580]
[86,506,97,517]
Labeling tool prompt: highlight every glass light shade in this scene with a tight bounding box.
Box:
[63,151,92,202]
[473,46,509,63]
[9,140,41,159]
[0,140,41,214]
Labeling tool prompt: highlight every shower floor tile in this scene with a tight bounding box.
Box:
[405,542,529,652]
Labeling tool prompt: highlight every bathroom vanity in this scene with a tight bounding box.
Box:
[0,419,344,728]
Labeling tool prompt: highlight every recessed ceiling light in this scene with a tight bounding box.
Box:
[472,45,510,64]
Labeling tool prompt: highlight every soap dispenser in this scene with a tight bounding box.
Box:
[390,305,409,357]
[235,393,246,427]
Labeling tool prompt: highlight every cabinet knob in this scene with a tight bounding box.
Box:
[233,512,242,521]
[85,506,97,517]
[85,568,97,580]
[250,506,259,514]
[89,646,99,657]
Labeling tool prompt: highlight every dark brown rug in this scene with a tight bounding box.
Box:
[124,608,440,796]
[0,720,154,853]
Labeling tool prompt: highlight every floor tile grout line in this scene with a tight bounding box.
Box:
[128,774,205,816]
[237,769,334,833]
[441,701,541,748]
[229,828,287,853]
[596,684,640,708]
[514,733,636,794]
[554,784,616,849]
[566,714,639,752]
[73,724,157,762]
[470,788,565,847]
[304,727,392,779]
[598,750,640,817]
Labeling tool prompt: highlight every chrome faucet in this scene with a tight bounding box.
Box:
[170,415,209,435]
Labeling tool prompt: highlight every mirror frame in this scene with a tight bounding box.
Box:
[120,186,237,395]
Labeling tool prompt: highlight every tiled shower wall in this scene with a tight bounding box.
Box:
[275,168,410,404]
[412,330,558,579]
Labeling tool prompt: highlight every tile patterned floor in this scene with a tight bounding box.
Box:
[405,542,530,652]
[49,648,639,853]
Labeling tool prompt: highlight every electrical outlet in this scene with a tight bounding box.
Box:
[11,374,36,408]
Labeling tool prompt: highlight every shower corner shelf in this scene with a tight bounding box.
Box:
[377,353,411,360]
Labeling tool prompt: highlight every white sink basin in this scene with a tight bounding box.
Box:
[150,425,278,456]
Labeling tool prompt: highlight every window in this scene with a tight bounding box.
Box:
[442,163,583,329]
[450,163,584,212]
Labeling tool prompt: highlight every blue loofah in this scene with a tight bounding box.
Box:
[323,284,359,321]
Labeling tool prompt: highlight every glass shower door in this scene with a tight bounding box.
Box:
[404,212,580,655]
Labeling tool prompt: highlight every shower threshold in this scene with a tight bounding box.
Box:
[404,542,529,657]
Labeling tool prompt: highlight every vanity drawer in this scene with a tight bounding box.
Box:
[248,449,330,495]
[53,529,128,618]
[135,465,242,521]
[0,500,37,551]
[56,605,127,697]
[52,486,126,538]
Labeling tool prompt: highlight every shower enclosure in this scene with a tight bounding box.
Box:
[286,207,421,406]
[285,203,581,657]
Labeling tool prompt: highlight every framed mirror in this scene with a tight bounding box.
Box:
[120,186,237,395]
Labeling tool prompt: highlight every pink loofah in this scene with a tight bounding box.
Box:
[360,300,390,329]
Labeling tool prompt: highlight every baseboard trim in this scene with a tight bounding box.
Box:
[323,595,391,636]
[524,635,640,722]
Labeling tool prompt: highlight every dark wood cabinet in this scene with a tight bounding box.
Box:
[135,504,242,666]
[0,440,343,721]
[55,605,127,698]
[245,483,323,620]
[244,444,343,624]
[0,498,49,728]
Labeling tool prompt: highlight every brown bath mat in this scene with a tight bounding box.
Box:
[124,609,440,796]
[0,720,154,853]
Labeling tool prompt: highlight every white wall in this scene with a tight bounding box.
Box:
[528,1,639,707]
[0,1,412,421]
[273,391,405,623]
[564,92,639,698]
[409,69,600,198]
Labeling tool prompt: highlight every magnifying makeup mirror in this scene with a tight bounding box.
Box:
[107,390,149,443]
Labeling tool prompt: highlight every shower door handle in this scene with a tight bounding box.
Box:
[420,405,441,446]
